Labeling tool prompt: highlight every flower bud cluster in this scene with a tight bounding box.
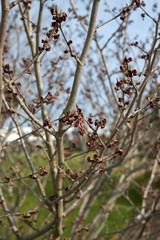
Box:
[86,132,102,151]
[95,118,107,129]
[114,148,123,156]
[50,6,68,40]
[146,96,160,109]
[61,108,83,126]
[120,1,145,21]
[120,6,131,21]
[116,56,139,110]
[21,0,32,9]
[133,0,145,9]
[29,92,57,114]
[87,154,104,164]
[3,63,13,75]
[107,139,118,149]
[43,118,52,128]
[61,107,86,135]
[39,6,68,52]
[39,37,51,52]
[52,12,67,24]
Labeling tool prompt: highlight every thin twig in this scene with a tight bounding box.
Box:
[10,52,42,84]
[9,0,21,9]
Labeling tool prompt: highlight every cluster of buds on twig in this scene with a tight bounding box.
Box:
[59,168,80,182]
[38,6,68,52]
[107,139,118,149]
[134,0,141,8]
[21,0,32,10]
[29,166,48,179]
[6,86,19,99]
[43,118,52,128]
[114,148,123,156]
[50,5,81,63]
[133,0,145,9]
[86,132,103,151]
[38,37,51,52]
[120,6,131,21]
[87,117,107,130]
[87,154,106,175]
[3,63,13,76]
[73,225,90,235]
[51,8,67,23]
[120,56,137,77]
[116,56,139,110]
[87,154,104,164]
[29,92,58,114]
[146,96,160,109]
[22,209,38,219]
[49,5,67,40]
[19,57,32,74]
[61,106,107,136]
[95,118,107,129]
[64,142,76,151]
[61,105,86,135]
[130,42,151,59]
[130,41,138,46]
[120,1,145,21]
[4,176,14,186]
[141,54,151,60]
